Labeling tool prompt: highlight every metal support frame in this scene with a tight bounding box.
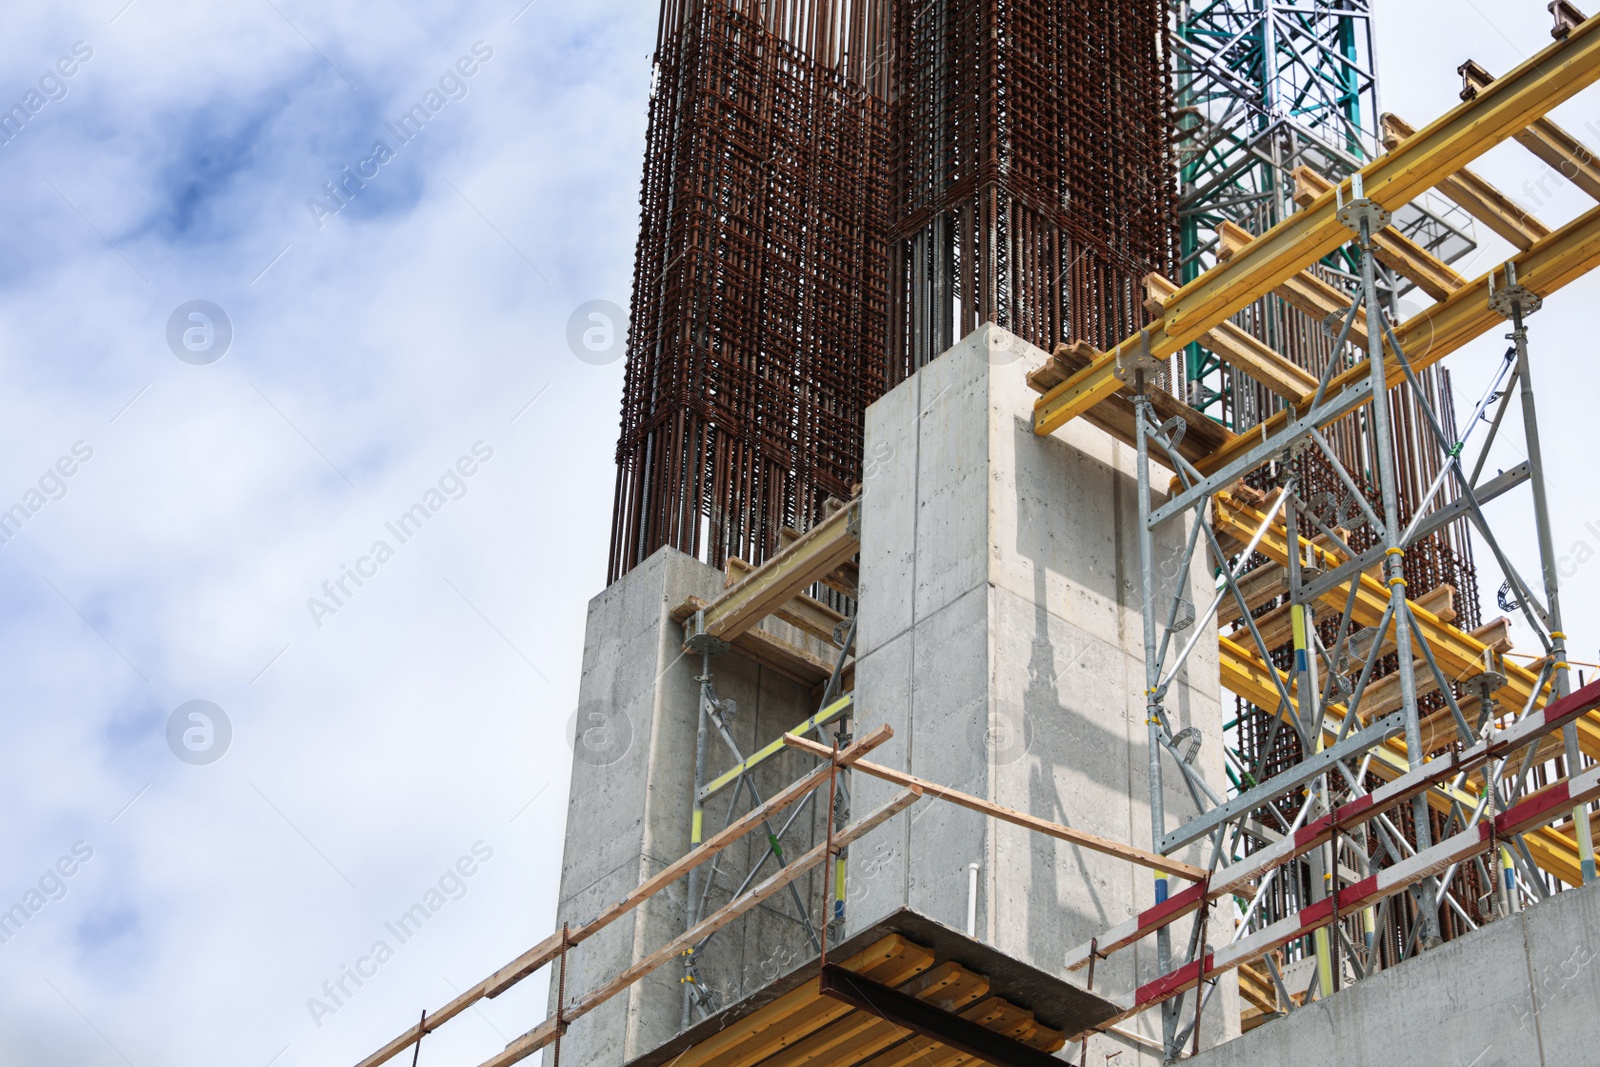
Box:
[677,604,863,1023]
[1120,168,1597,1053]
[1026,39,1600,1050]
[1168,0,1476,423]
[1496,265,1596,884]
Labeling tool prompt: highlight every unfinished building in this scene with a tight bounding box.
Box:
[351,3,1600,1066]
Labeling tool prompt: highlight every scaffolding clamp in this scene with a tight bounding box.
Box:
[1458,646,1508,694]
[683,609,730,656]
[1488,261,1543,318]
[1112,327,1161,385]
[1335,173,1392,237]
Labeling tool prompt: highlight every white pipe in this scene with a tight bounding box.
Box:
[965,862,980,937]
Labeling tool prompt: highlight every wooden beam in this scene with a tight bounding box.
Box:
[1033,15,1600,435]
[1382,113,1551,251]
[1214,221,1371,349]
[1239,581,1454,653]
[1144,273,1320,399]
[1292,166,1467,300]
[1460,59,1600,202]
[754,962,989,1067]
[769,533,859,597]
[1213,494,1548,717]
[1218,635,1590,886]
[1024,340,1234,468]
[675,596,843,686]
[1238,961,1279,1016]
[684,498,860,647]
[782,733,1208,881]
[774,594,847,647]
[1214,533,1392,634]
[1355,624,1600,760]
[819,966,1066,1067]
[1209,518,1600,777]
[350,726,895,1067]
[668,935,937,1067]
[1024,339,1095,394]
[1215,560,1291,628]
[1188,197,1600,478]
[725,557,849,647]
[1552,2,1588,40]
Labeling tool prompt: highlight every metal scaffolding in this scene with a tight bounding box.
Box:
[1038,12,1600,1053]
[675,636,859,1026]
[1162,7,1488,977]
[1111,207,1596,1054]
[1168,0,1476,423]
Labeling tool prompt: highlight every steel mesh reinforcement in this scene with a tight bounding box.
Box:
[609,0,892,582]
[610,0,1175,582]
[887,0,1175,380]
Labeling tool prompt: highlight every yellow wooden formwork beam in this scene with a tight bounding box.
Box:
[1213,494,1548,717]
[1219,635,1594,886]
[1214,492,1600,761]
[1460,59,1600,203]
[724,556,848,646]
[682,498,859,648]
[1188,197,1600,481]
[1291,166,1467,300]
[1033,13,1600,436]
[1213,220,1373,349]
[1145,273,1319,400]
[1382,113,1552,251]
[649,935,935,1067]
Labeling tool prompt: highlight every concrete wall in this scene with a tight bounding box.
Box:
[543,548,832,1065]
[1191,879,1600,1067]
[843,324,1239,1061]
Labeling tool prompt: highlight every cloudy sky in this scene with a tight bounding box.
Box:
[0,2,1596,1066]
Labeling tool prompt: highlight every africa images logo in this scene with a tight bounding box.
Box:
[166,301,233,365]
[165,700,232,766]
[306,442,494,628]
[307,41,495,230]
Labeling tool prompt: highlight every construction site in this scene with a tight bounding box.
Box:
[355,1,1600,1063]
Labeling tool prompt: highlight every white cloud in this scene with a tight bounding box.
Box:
[3,2,1598,1066]
[0,1,649,1064]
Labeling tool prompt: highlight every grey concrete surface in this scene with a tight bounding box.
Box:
[1190,878,1600,1067]
[844,324,1238,1063]
[541,548,833,1065]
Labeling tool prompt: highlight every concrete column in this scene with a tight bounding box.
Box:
[843,324,1238,1060]
[544,548,827,1065]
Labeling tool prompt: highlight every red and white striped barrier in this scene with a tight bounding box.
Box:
[1062,882,1209,971]
[1064,678,1600,975]
[1491,677,1600,753]
[1075,761,1600,1034]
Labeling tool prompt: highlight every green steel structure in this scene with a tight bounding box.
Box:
[1169,0,1476,423]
